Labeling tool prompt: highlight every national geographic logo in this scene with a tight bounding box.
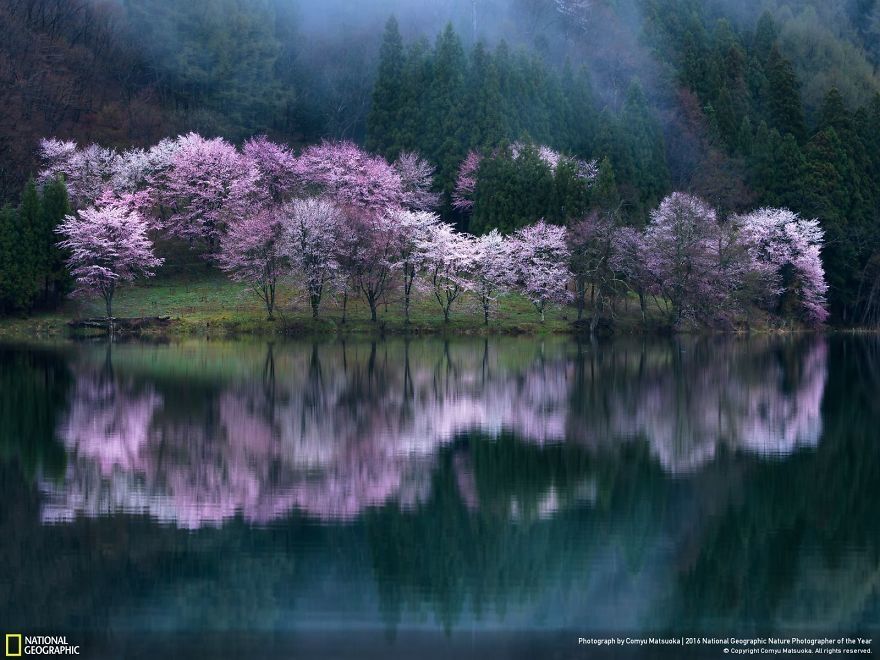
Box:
[5,635,21,657]
[5,635,79,656]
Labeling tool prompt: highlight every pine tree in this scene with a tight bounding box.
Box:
[592,157,620,214]
[561,64,598,157]
[765,46,806,143]
[552,159,591,224]
[14,179,40,311]
[465,42,506,150]
[366,16,406,160]
[622,80,670,213]
[803,127,859,319]
[0,206,17,314]
[753,12,779,61]
[424,24,468,211]
[736,116,754,155]
[38,177,72,305]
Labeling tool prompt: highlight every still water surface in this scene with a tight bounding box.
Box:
[0,336,877,657]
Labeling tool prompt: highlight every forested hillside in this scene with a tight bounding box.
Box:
[2,0,880,324]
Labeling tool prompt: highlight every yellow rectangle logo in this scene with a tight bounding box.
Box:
[5,634,22,657]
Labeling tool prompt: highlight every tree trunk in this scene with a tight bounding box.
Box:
[341,290,348,323]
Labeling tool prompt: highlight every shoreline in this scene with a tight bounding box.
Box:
[0,274,866,342]
[0,311,860,343]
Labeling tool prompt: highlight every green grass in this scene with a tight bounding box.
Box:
[0,270,667,340]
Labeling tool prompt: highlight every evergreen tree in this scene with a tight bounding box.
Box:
[366,16,406,160]
[591,157,620,215]
[464,42,506,150]
[0,206,17,313]
[621,80,670,214]
[736,116,754,155]
[424,24,468,212]
[803,127,861,319]
[753,12,779,61]
[765,47,806,143]
[15,179,40,311]
[561,65,598,156]
[552,159,591,224]
[470,145,555,234]
[38,177,72,305]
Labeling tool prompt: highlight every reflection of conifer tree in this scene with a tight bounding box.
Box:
[402,339,414,404]
[304,342,325,411]
[0,346,71,482]
[262,342,276,420]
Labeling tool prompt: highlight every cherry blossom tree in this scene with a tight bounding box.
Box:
[611,227,655,325]
[243,136,298,203]
[111,139,180,195]
[38,139,119,208]
[160,133,263,258]
[387,208,440,322]
[335,209,399,322]
[508,221,572,322]
[282,198,342,319]
[418,222,476,322]
[737,207,829,325]
[452,150,482,211]
[644,193,722,324]
[56,193,163,319]
[292,141,405,212]
[472,229,511,324]
[395,152,441,212]
[567,212,619,323]
[218,207,288,319]
[710,216,771,326]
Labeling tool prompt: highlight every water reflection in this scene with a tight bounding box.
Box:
[0,336,878,641]
[35,336,828,528]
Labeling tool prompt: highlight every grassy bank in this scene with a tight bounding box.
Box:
[0,271,669,340]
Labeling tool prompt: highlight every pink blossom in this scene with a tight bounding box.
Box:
[160,133,265,258]
[737,208,829,325]
[394,151,441,211]
[38,139,119,207]
[508,220,572,321]
[386,208,440,322]
[56,194,163,318]
[243,136,298,203]
[218,206,288,319]
[472,229,511,324]
[452,150,482,211]
[291,141,405,212]
[281,197,342,318]
[417,222,477,322]
[335,208,400,321]
[644,193,722,324]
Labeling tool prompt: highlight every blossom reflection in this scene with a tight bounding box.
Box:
[41,337,827,528]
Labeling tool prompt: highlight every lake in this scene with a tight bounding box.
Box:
[0,335,877,658]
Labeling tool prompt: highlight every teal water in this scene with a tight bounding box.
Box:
[0,336,877,657]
